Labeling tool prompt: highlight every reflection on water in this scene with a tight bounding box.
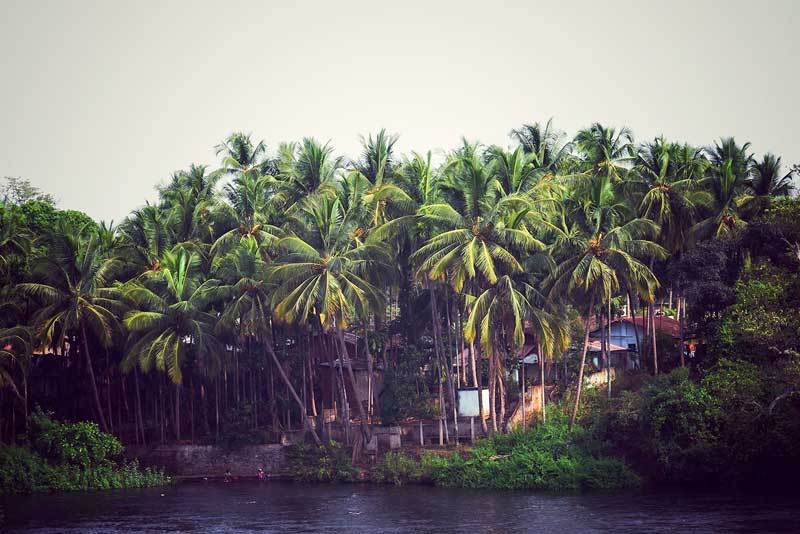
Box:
[2,481,799,533]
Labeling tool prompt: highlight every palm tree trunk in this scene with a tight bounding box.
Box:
[569,293,595,432]
[264,340,322,445]
[336,329,371,448]
[538,342,546,424]
[678,292,685,367]
[488,345,497,433]
[363,324,374,421]
[650,301,658,374]
[607,292,612,400]
[469,340,487,434]
[174,383,181,441]
[80,322,109,433]
[134,368,146,446]
[429,282,458,443]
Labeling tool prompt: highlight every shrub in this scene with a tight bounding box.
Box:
[0,411,169,495]
[286,441,355,483]
[420,416,639,491]
[372,452,422,485]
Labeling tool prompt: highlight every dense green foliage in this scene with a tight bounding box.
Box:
[286,441,356,483]
[0,123,798,492]
[0,411,168,494]
[421,418,639,491]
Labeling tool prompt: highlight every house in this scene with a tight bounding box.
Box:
[589,314,682,369]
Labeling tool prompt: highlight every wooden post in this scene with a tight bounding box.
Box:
[470,416,475,443]
[419,420,424,446]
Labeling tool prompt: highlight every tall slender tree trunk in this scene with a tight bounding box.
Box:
[538,342,546,424]
[521,359,526,429]
[470,341,487,433]
[570,293,596,432]
[174,383,181,441]
[80,322,109,433]
[628,290,641,370]
[607,291,612,400]
[429,282,458,443]
[264,340,322,445]
[650,301,658,374]
[134,368,146,446]
[488,345,497,433]
[363,324,374,420]
[307,348,317,417]
[678,293,686,368]
[336,329,371,448]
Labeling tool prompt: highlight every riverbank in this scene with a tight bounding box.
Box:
[0,411,169,495]
[132,417,636,492]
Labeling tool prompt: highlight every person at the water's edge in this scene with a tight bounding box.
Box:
[224,468,232,483]
[257,468,265,481]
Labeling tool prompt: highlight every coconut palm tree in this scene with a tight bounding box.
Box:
[122,248,223,440]
[215,132,275,179]
[211,173,283,256]
[18,224,125,433]
[510,119,571,172]
[270,194,391,446]
[688,138,752,240]
[0,325,31,405]
[213,237,322,444]
[546,175,663,430]
[573,123,634,184]
[413,141,544,293]
[741,153,796,217]
[0,207,29,280]
[275,138,342,214]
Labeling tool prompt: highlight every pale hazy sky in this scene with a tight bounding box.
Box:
[1,0,798,222]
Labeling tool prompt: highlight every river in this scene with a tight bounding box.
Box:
[2,481,799,533]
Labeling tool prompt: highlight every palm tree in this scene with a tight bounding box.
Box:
[118,203,174,278]
[573,123,634,183]
[629,139,706,253]
[213,237,322,444]
[463,275,562,430]
[0,325,31,407]
[215,132,275,179]
[414,141,544,292]
[0,207,29,280]
[741,153,796,217]
[270,195,390,446]
[18,224,125,433]
[159,164,223,245]
[412,142,544,433]
[211,173,283,256]
[122,248,223,440]
[546,175,663,430]
[275,138,342,214]
[510,119,571,173]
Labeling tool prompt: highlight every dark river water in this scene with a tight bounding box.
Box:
[2,481,799,533]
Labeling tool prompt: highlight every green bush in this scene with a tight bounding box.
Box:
[372,452,423,485]
[420,416,639,491]
[286,441,356,483]
[0,411,169,494]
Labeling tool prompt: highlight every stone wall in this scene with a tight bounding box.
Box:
[126,444,288,478]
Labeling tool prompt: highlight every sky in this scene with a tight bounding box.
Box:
[1,0,798,222]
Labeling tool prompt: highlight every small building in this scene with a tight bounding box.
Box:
[589,315,682,370]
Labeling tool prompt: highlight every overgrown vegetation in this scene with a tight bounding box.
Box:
[0,411,169,494]
[0,124,798,493]
[285,441,356,483]
[421,417,639,491]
